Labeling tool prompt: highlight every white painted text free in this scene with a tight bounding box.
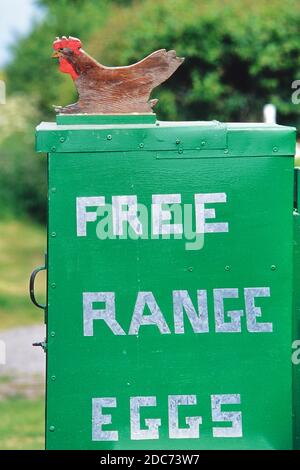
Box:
[76,192,229,237]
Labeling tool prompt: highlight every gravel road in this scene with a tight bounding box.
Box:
[0,324,45,398]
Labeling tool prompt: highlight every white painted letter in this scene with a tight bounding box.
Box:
[76,197,105,236]
[168,395,202,439]
[211,394,242,438]
[152,194,183,235]
[129,292,171,335]
[173,290,209,333]
[130,397,161,440]
[214,288,243,333]
[245,287,272,332]
[92,397,118,441]
[83,292,125,336]
[112,195,142,236]
[195,193,228,233]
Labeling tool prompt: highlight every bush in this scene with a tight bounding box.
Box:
[0,96,46,222]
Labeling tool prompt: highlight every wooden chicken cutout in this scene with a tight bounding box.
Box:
[52,36,184,114]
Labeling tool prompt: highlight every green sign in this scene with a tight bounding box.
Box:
[36,116,296,449]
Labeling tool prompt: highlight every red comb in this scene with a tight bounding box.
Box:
[53,36,82,53]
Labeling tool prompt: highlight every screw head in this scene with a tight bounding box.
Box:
[139,143,144,148]
[51,375,56,381]
[225,265,230,271]
[273,147,278,153]
[107,134,112,140]
[51,146,56,152]
[51,283,56,289]
[188,266,193,272]
[224,149,229,154]
[51,232,56,238]
[176,139,180,145]
[201,140,206,146]
[50,331,56,337]
[51,187,56,193]
[49,426,55,432]
[178,148,183,154]
[59,137,65,143]
[271,265,276,271]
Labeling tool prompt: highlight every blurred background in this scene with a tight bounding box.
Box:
[0,0,300,449]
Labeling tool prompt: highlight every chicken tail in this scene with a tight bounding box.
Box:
[138,49,184,88]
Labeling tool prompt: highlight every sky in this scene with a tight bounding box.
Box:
[0,0,41,66]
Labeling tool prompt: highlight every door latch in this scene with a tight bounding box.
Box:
[32,340,47,352]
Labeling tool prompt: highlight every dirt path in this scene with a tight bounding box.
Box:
[0,324,45,398]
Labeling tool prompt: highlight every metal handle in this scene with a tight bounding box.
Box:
[29,265,46,310]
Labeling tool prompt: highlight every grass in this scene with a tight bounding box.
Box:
[0,397,44,450]
[0,218,46,330]
[0,218,46,449]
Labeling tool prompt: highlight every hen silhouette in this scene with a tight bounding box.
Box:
[52,36,184,114]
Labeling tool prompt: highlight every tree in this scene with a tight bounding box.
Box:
[2,0,300,222]
[87,0,300,125]
[6,0,110,116]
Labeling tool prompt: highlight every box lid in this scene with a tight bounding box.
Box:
[36,115,296,157]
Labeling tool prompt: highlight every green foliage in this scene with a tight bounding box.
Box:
[0,96,46,221]
[88,0,300,124]
[6,0,110,116]
[0,131,46,222]
[1,0,111,221]
[1,0,300,222]
[7,0,300,123]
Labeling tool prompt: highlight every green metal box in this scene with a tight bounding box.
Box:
[36,115,296,450]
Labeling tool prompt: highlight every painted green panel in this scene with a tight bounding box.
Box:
[56,113,157,126]
[293,168,300,450]
[36,121,227,154]
[36,120,295,156]
[43,141,294,449]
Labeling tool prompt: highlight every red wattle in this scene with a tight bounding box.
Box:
[59,57,79,80]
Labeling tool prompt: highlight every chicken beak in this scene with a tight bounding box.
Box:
[52,51,61,59]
